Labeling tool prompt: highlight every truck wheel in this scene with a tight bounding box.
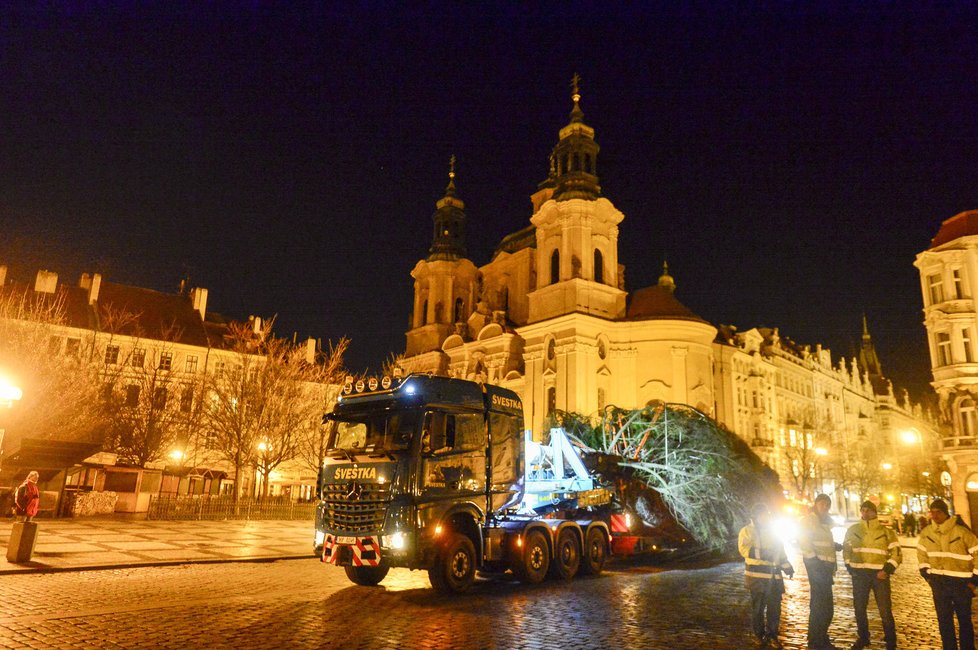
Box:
[513,529,550,584]
[428,532,476,594]
[344,564,390,586]
[579,527,607,576]
[548,527,581,580]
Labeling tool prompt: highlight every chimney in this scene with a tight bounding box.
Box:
[191,287,208,320]
[305,337,316,364]
[88,273,102,304]
[34,270,58,294]
[0,265,6,287]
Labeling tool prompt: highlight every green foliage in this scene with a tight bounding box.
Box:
[556,404,779,550]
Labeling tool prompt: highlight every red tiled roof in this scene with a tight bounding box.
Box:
[95,281,210,346]
[624,285,709,323]
[931,210,978,249]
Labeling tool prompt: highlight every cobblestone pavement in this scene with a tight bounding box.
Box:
[0,541,952,649]
[0,519,313,573]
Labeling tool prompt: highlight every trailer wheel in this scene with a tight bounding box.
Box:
[579,527,607,576]
[548,527,581,580]
[344,564,390,586]
[428,532,476,594]
[513,529,550,584]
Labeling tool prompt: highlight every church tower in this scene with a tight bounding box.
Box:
[526,76,627,323]
[405,158,479,362]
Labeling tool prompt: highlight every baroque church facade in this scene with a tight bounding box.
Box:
[400,86,941,512]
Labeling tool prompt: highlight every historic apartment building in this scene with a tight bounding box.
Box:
[916,209,978,524]
[400,86,940,511]
[0,266,322,514]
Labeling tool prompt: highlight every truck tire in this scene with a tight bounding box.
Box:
[579,527,607,576]
[344,564,390,586]
[548,527,581,580]
[428,532,476,594]
[513,529,550,584]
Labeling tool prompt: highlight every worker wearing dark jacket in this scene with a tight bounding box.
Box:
[739,503,793,649]
[844,500,901,650]
[799,493,842,650]
[917,498,978,650]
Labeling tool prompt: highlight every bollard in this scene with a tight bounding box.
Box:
[6,521,38,563]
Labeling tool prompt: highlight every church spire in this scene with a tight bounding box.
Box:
[548,73,601,201]
[658,260,676,293]
[857,314,883,377]
[427,155,467,261]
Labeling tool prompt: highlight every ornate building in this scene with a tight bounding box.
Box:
[915,210,978,523]
[401,84,940,510]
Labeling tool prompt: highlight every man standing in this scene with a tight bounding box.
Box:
[800,493,842,650]
[844,500,901,650]
[739,503,794,649]
[917,498,978,650]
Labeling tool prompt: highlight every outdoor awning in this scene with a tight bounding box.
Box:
[3,438,104,471]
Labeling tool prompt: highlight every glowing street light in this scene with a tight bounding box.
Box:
[0,375,23,473]
[815,447,828,456]
[882,462,893,471]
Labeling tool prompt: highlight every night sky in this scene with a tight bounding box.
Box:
[2,3,977,399]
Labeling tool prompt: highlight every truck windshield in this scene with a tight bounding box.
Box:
[327,409,419,453]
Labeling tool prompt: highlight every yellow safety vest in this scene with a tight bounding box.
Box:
[917,517,978,579]
[843,518,901,573]
[739,522,792,580]
[799,511,837,567]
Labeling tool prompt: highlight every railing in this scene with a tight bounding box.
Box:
[147,494,317,521]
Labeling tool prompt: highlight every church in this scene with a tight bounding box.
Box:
[398,83,940,509]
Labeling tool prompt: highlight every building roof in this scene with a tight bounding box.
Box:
[95,281,211,347]
[624,284,709,324]
[930,210,978,248]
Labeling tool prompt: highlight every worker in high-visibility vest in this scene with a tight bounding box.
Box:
[739,503,793,649]
[843,500,901,650]
[798,493,842,650]
[917,498,978,650]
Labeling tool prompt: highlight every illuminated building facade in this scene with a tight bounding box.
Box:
[401,86,940,509]
[916,210,978,523]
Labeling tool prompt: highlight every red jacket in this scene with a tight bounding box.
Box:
[15,480,39,517]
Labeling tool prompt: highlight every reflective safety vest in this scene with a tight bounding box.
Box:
[917,517,978,579]
[739,522,792,580]
[799,511,837,568]
[843,518,901,573]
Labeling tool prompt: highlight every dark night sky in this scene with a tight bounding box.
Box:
[1,2,977,398]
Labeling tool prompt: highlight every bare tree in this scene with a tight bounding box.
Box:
[200,320,341,501]
[295,338,349,478]
[0,288,106,477]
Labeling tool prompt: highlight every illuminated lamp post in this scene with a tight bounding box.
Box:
[0,375,24,477]
[900,428,926,511]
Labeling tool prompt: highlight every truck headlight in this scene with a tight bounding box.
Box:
[383,531,407,550]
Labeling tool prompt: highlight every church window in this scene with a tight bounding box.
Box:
[454,298,464,323]
[560,154,568,175]
[937,332,952,366]
[550,250,560,284]
[572,153,580,171]
[928,274,944,305]
[597,387,606,411]
[964,328,974,363]
[961,399,977,437]
[422,300,428,326]
[584,153,592,173]
[547,386,556,415]
[593,249,604,284]
[547,339,556,362]
[953,269,965,299]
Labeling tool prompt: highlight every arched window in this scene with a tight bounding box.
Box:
[961,398,977,437]
[421,299,428,326]
[550,249,560,284]
[593,249,604,284]
[454,298,464,323]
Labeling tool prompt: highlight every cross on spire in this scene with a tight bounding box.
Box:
[571,72,581,103]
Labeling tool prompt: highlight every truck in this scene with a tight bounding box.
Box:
[313,373,622,594]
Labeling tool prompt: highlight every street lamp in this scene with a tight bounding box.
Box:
[0,375,23,475]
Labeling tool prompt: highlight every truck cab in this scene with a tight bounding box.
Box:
[314,374,610,593]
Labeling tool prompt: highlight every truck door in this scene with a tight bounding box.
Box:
[420,411,487,498]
